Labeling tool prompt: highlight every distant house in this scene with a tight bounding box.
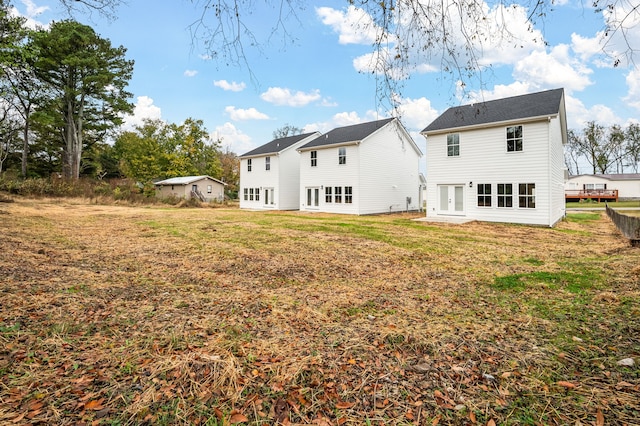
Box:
[421,88,568,226]
[155,175,226,202]
[297,118,423,215]
[565,173,640,200]
[239,132,321,210]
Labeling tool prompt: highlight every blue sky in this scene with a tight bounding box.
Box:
[10,0,640,160]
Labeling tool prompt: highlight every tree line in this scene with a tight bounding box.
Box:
[0,0,239,197]
[565,122,640,175]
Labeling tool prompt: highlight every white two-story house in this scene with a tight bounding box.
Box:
[421,88,567,226]
[239,132,321,210]
[297,118,423,215]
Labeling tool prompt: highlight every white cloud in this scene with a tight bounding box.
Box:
[22,0,48,16]
[260,87,322,107]
[303,111,383,134]
[465,81,533,103]
[184,70,198,77]
[214,122,254,155]
[564,95,622,129]
[472,4,547,67]
[600,2,640,67]
[512,45,593,94]
[345,1,545,79]
[569,2,640,68]
[316,6,381,45]
[224,106,269,121]
[352,48,437,78]
[571,33,603,63]
[624,67,640,111]
[395,96,440,131]
[214,80,246,92]
[121,96,163,130]
[10,0,48,29]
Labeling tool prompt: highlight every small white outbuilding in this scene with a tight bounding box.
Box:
[155,175,226,202]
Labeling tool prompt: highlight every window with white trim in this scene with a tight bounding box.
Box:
[265,156,270,171]
[345,186,353,204]
[325,186,332,203]
[334,186,342,203]
[497,184,513,208]
[311,151,317,167]
[447,134,460,157]
[338,147,346,165]
[247,158,252,171]
[518,183,535,208]
[507,125,523,152]
[477,184,491,207]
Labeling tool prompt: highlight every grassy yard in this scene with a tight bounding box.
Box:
[1,198,639,425]
[566,200,640,209]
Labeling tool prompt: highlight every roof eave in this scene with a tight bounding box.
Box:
[421,113,559,136]
[239,151,280,159]
[298,140,360,152]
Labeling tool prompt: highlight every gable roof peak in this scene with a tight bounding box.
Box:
[240,131,320,157]
[299,117,395,150]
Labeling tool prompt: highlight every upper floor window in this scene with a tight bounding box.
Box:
[447,134,460,157]
[477,184,491,207]
[265,156,271,171]
[507,125,523,152]
[338,147,346,165]
[247,158,252,172]
[519,183,535,208]
[311,151,317,167]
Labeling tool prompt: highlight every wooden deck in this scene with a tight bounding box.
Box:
[565,189,618,202]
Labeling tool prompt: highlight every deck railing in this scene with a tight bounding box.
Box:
[565,189,618,201]
[606,205,640,247]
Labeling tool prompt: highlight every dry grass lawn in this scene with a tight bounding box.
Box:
[1,198,639,425]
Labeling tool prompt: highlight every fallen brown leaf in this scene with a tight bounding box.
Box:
[335,401,355,409]
[84,399,105,411]
[229,412,248,423]
[557,381,577,389]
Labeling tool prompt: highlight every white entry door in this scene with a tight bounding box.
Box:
[306,187,320,209]
[264,188,275,207]
[438,185,465,215]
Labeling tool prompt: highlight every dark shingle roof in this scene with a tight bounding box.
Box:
[422,88,564,133]
[240,132,319,157]
[572,173,640,181]
[299,118,395,150]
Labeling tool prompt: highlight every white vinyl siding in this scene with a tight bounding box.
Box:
[299,144,359,214]
[239,132,321,210]
[299,120,422,214]
[357,123,422,215]
[426,120,561,226]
